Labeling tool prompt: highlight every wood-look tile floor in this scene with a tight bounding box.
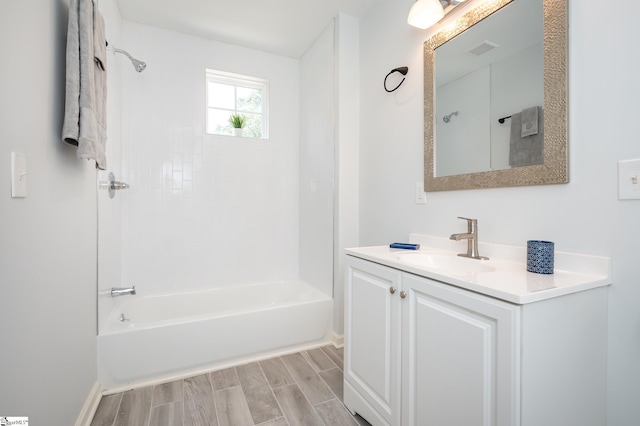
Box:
[91,345,371,426]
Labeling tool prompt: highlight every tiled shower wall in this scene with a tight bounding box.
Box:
[119,22,301,296]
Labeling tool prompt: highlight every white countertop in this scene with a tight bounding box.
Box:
[345,235,611,304]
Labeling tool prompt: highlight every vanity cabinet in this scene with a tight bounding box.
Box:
[344,257,402,426]
[344,255,608,426]
[400,272,518,426]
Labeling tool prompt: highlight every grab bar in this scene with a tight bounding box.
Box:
[111,286,136,297]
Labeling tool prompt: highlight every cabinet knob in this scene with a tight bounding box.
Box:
[400,291,407,298]
[390,287,397,294]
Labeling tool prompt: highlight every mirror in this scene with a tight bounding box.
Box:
[424,0,567,191]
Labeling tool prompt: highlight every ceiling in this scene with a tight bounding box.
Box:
[116,0,382,58]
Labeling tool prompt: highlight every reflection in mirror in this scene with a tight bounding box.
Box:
[435,0,543,176]
[424,0,568,191]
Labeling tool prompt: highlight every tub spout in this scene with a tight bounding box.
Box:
[111,286,136,297]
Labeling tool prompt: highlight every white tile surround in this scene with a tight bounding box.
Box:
[118,22,301,296]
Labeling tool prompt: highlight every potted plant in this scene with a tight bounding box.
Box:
[228,114,246,137]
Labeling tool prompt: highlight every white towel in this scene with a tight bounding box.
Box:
[62,0,108,170]
[93,10,107,72]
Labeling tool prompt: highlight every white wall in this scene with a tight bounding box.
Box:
[360,0,640,423]
[119,23,301,296]
[334,14,360,335]
[0,0,97,423]
[299,22,335,298]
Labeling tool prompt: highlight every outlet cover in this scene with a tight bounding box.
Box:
[11,152,27,198]
[618,159,640,200]
[415,181,426,204]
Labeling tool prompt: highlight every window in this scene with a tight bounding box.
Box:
[205,69,269,139]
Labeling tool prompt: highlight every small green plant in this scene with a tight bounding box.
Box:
[228,114,246,129]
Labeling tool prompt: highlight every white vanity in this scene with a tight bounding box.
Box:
[343,235,611,426]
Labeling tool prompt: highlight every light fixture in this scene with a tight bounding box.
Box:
[407,0,466,29]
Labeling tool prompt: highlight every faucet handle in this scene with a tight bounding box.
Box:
[457,216,477,232]
[457,216,476,222]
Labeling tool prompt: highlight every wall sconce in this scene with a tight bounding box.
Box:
[384,66,409,92]
[407,0,466,29]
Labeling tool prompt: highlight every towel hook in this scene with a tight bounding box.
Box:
[384,66,409,92]
[498,115,512,124]
[443,111,459,123]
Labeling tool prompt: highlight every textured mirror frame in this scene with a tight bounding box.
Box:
[424,0,568,191]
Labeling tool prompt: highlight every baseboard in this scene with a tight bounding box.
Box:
[102,339,335,395]
[75,382,102,426]
[331,332,344,348]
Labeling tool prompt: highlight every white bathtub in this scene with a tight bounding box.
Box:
[97,280,333,391]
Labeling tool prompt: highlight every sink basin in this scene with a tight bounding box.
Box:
[394,252,495,274]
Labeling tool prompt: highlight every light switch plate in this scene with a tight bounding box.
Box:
[618,159,640,200]
[415,181,426,204]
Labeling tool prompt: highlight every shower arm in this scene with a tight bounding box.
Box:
[112,47,135,61]
[109,46,147,72]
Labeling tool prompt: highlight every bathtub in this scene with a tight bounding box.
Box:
[97,280,333,391]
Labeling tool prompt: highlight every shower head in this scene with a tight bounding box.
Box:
[113,47,147,73]
[131,58,147,73]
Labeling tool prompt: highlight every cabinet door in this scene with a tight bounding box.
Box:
[401,273,520,426]
[344,256,402,426]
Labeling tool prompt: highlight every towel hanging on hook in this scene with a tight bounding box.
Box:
[384,66,409,92]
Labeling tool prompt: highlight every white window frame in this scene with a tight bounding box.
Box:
[205,69,269,139]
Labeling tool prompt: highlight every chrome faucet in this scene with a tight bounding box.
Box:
[110,286,136,297]
[450,217,489,260]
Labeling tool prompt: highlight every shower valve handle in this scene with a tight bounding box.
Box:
[110,181,130,190]
[105,172,130,199]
